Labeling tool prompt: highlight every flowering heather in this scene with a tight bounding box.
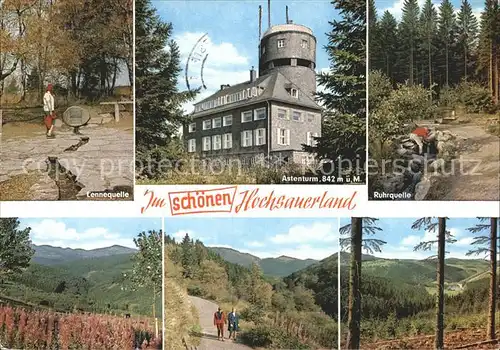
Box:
[0,306,161,349]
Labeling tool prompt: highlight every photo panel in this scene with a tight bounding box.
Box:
[339,217,499,349]
[367,0,499,201]
[135,0,367,185]
[163,217,339,349]
[0,1,134,201]
[0,217,162,349]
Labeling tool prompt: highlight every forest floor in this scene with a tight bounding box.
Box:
[188,296,252,350]
[425,117,499,201]
[363,328,499,349]
[0,117,133,200]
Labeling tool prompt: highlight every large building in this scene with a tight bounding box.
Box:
[184,18,322,166]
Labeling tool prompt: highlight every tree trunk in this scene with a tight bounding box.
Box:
[488,217,498,340]
[428,38,432,88]
[436,217,446,350]
[347,217,362,350]
[410,44,414,85]
[445,44,449,86]
[493,38,498,104]
[464,45,468,81]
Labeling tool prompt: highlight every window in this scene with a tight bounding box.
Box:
[223,115,232,126]
[255,128,266,146]
[277,39,285,48]
[290,88,298,98]
[212,117,221,128]
[277,128,290,146]
[277,108,287,119]
[254,107,267,120]
[307,113,315,122]
[243,90,247,99]
[261,45,266,55]
[223,133,232,149]
[306,132,313,146]
[251,87,257,96]
[301,39,308,49]
[292,111,302,122]
[212,135,221,150]
[241,111,252,123]
[203,120,211,130]
[241,130,253,147]
[202,136,211,151]
[188,139,196,152]
[188,123,196,133]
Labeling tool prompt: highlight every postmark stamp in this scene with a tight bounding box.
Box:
[185,33,210,92]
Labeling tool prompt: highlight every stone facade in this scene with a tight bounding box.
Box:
[184,22,322,165]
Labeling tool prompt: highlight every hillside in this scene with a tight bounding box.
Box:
[33,244,137,265]
[209,246,318,277]
[1,245,160,317]
[339,252,488,287]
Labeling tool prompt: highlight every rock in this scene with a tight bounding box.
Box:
[88,116,103,125]
[415,176,432,200]
[429,158,446,172]
[397,147,412,156]
[54,119,63,127]
[402,141,416,149]
[380,173,407,193]
[100,113,114,124]
[0,175,10,183]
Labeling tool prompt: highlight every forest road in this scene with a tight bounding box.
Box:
[189,296,252,350]
[438,123,499,201]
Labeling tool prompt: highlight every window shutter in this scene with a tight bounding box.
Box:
[277,128,281,145]
[307,132,311,146]
[286,129,290,145]
[254,130,258,145]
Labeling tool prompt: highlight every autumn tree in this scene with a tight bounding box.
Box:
[467,217,499,341]
[0,218,34,278]
[340,217,385,349]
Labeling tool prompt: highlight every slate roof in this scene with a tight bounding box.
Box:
[191,71,322,118]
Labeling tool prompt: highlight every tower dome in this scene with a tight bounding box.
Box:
[259,23,317,98]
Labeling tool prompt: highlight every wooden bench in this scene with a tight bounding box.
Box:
[99,101,133,122]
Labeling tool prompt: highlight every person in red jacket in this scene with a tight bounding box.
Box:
[410,126,436,155]
[213,307,226,341]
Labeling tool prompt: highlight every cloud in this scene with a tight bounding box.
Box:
[270,222,337,244]
[455,237,475,246]
[247,241,265,248]
[173,32,252,115]
[28,219,135,250]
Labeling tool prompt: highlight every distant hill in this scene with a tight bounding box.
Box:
[2,245,159,317]
[33,244,137,265]
[338,251,488,287]
[209,247,318,277]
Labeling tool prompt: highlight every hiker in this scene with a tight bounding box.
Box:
[227,308,239,341]
[213,307,226,341]
[43,84,56,138]
[409,126,436,155]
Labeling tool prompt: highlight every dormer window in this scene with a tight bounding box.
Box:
[277,39,285,48]
[301,39,308,49]
[290,88,298,98]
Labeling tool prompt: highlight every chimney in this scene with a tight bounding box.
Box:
[267,0,271,28]
[258,5,262,39]
[286,6,289,24]
[250,66,257,82]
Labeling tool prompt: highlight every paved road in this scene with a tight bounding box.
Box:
[189,296,251,350]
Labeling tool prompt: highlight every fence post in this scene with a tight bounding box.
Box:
[114,102,120,122]
[155,317,159,338]
[0,109,2,136]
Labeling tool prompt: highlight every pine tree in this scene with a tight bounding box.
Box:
[467,218,499,341]
[438,0,457,86]
[478,0,499,104]
[399,0,420,85]
[457,0,479,80]
[412,217,456,350]
[180,233,195,278]
[378,11,398,80]
[419,0,438,88]
[306,0,366,176]
[0,218,34,278]
[340,217,385,349]
[135,0,196,178]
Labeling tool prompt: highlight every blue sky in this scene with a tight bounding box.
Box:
[375,0,485,21]
[339,218,493,260]
[19,218,162,250]
[152,0,334,112]
[164,218,339,260]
